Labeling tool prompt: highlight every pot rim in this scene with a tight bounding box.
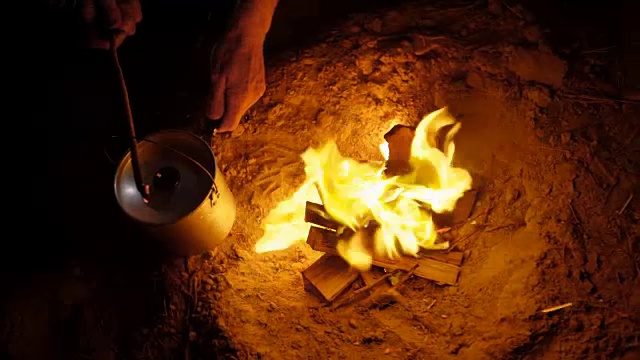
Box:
[113,129,221,225]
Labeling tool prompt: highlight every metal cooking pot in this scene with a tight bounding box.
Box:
[114,129,236,256]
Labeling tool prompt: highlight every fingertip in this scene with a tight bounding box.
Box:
[124,22,136,36]
[218,114,241,133]
[207,109,223,122]
[115,33,127,47]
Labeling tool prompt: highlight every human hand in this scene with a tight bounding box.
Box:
[206,31,267,133]
[80,0,143,49]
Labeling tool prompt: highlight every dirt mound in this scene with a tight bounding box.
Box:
[199,1,638,359]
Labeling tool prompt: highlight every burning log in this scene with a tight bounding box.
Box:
[307,226,460,285]
[301,253,359,302]
[331,269,401,309]
[285,109,475,304]
[305,201,465,265]
[360,266,387,286]
[383,125,416,176]
[304,201,340,231]
[383,123,479,228]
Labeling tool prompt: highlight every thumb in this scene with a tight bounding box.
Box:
[113,31,128,48]
[206,77,226,120]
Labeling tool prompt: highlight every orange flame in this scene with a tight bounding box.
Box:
[255,107,472,270]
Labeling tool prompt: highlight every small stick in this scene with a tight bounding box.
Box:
[611,128,638,158]
[331,269,400,309]
[448,227,484,252]
[538,145,571,154]
[617,193,634,215]
[389,263,420,291]
[425,299,436,311]
[561,92,640,104]
[164,297,169,317]
[484,223,524,233]
[580,46,617,54]
[540,302,573,313]
[569,203,581,225]
[192,276,198,310]
[501,1,524,19]
[354,270,398,295]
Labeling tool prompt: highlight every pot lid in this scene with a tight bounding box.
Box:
[114,130,218,225]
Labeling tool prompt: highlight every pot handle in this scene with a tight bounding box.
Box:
[103,135,128,165]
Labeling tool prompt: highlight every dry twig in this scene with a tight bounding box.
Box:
[617,193,634,215]
[615,128,639,155]
[569,203,581,225]
[540,302,574,313]
[449,226,485,252]
[331,269,400,309]
[538,145,572,154]
[485,223,525,233]
[561,92,640,105]
[580,46,617,54]
[389,264,420,291]
[501,1,524,19]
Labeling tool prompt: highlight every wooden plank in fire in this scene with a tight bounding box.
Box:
[305,201,465,266]
[301,253,360,303]
[304,201,340,231]
[383,125,415,177]
[383,124,479,227]
[306,226,461,286]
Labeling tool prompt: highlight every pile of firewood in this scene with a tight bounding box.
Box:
[300,125,478,308]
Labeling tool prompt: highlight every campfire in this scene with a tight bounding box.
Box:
[255,107,478,306]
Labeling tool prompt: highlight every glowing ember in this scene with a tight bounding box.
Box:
[255,107,472,270]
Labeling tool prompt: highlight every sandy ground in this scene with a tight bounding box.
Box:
[196,1,639,359]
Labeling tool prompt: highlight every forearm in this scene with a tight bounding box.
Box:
[230,0,279,42]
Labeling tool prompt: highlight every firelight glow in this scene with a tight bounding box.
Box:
[254,107,472,270]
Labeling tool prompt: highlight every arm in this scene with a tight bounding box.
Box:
[206,0,279,132]
[229,0,279,42]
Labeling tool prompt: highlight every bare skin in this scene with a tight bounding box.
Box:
[80,0,143,49]
[207,0,279,132]
[80,0,279,132]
